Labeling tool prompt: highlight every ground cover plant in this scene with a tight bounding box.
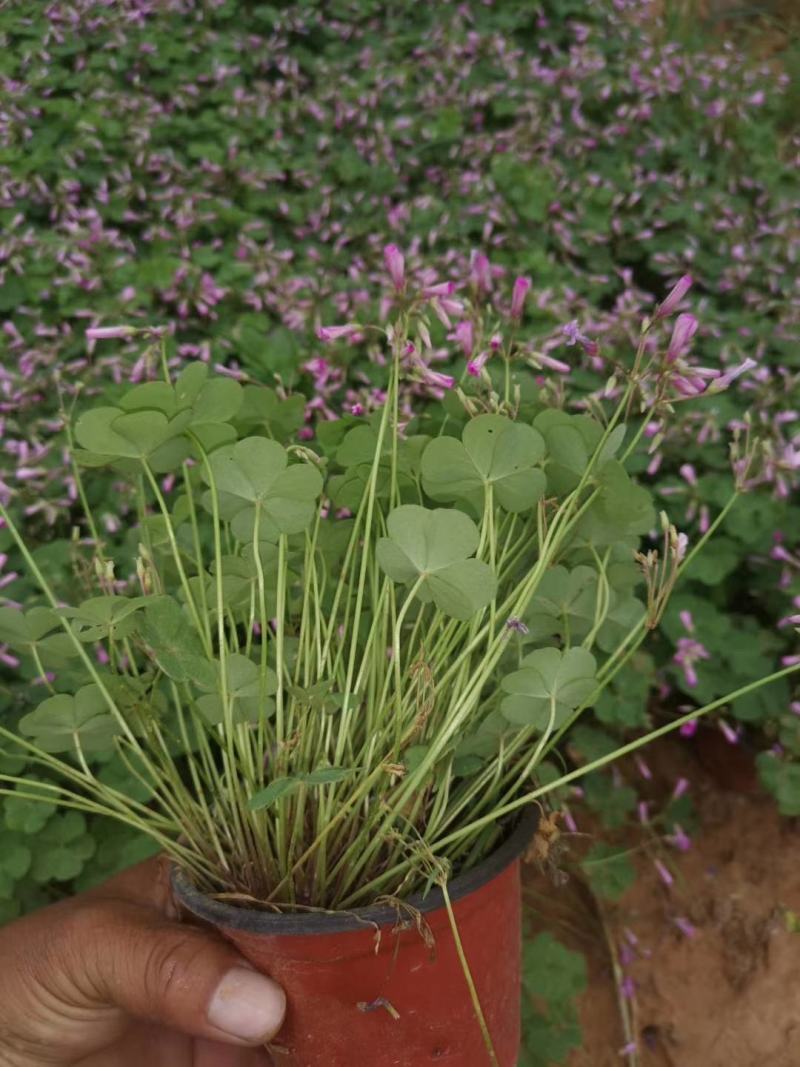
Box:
[0,0,797,977]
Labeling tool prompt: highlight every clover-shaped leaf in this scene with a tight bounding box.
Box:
[573,461,655,544]
[19,684,118,754]
[59,596,149,643]
[74,406,192,463]
[195,653,277,726]
[524,566,600,641]
[203,437,322,542]
[0,607,61,650]
[422,414,546,512]
[501,647,597,730]
[29,812,96,884]
[377,505,496,619]
[140,596,217,689]
[235,384,305,442]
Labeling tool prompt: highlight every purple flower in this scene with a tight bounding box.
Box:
[666,313,699,362]
[680,718,698,738]
[510,276,531,321]
[470,252,492,293]
[421,281,456,299]
[719,719,740,745]
[384,244,405,292]
[561,321,598,357]
[674,637,711,688]
[535,352,571,374]
[654,859,674,887]
[453,320,475,359]
[467,351,490,377]
[679,464,697,487]
[679,609,695,633]
[563,320,582,346]
[85,325,136,340]
[656,274,693,318]
[708,358,757,392]
[668,825,692,852]
[317,323,362,343]
[673,916,696,939]
[505,617,529,634]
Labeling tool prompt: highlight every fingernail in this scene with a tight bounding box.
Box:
[208,966,286,1043]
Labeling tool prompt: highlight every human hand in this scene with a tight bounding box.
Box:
[0,857,286,1066]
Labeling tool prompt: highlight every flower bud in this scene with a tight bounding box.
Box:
[656,274,692,318]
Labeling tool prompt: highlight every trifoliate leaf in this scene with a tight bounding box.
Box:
[377,504,496,619]
[501,647,597,729]
[422,414,546,512]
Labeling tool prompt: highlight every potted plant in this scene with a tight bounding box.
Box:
[0,267,794,1066]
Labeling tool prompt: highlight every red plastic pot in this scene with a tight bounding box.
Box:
[171,811,537,1066]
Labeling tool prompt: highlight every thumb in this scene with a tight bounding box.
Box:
[73,898,287,1046]
[0,893,286,1059]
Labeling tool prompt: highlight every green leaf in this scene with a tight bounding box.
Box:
[191,377,244,425]
[301,767,353,786]
[522,932,587,1002]
[377,505,496,619]
[19,685,118,754]
[140,597,216,688]
[195,653,277,725]
[0,606,61,650]
[3,783,57,834]
[248,767,352,811]
[203,437,322,541]
[581,843,636,901]
[422,414,546,512]
[582,772,637,829]
[248,777,300,811]
[574,461,654,544]
[757,754,800,816]
[60,595,149,643]
[501,647,597,729]
[524,566,598,641]
[29,812,96,883]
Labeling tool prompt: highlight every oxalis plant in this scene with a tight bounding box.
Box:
[0,304,796,917]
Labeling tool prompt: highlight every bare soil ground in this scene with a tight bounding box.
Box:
[526,739,800,1066]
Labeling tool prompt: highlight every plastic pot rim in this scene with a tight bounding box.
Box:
[171,807,538,936]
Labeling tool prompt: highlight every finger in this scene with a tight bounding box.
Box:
[84,855,175,914]
[73,900,286,1047]
[1,896,287,1055]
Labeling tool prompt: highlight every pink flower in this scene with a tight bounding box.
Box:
[384,244,405,292]
[467,351,490,377]
[656,274,693,318]
[673,916,696,939]
[707,358,757,392]
[668,825,692,852]
[679,718,698,738]
[85,325,136,340]
[655,859,674,887]
[510,276,531,320]
[470,252,492,293]
[674,776,691,802]
[535,352,571,374]
[679,464,697,487]
[719,719,740,745]
[317,323,362,342]
[453,320,475,359]
[674,637,710,688]
[679,609,694,633]
[562,321,598,358]
[421,281,456,299]
[666,313,698,362]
